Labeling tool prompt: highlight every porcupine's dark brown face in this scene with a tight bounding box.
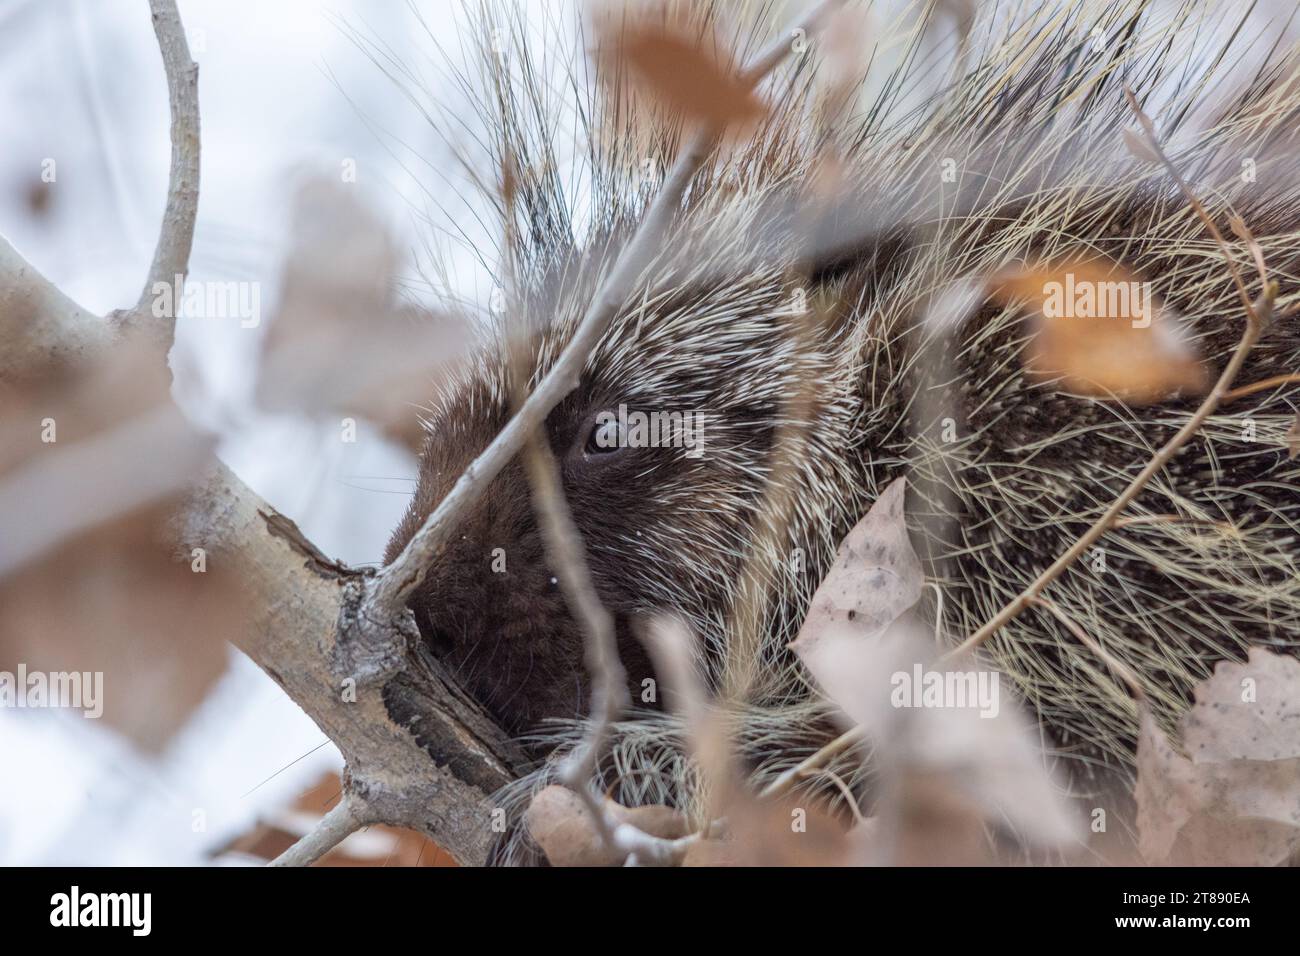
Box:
[384,368,663,735]
[383,269,854,738]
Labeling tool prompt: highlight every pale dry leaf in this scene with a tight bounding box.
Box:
[1183,646,1300,762]
[0,335,215,577]
[0,332,226,750]
[799,618,1081,853]
[257,179,470,452]
[789,479,1076,852]
[0,504,236,751]
[788,475,922,658]
[989,258,1207,403]
[1136,648,1300,865]
[1287,413,1299,460]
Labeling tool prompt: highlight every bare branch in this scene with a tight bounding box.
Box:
[5,0,850,869]
[1221,372,1300,404]
[758,725,863,802]
[178,462,524,866]
[268,796,366,867]
[1,0,197,371]
[0,235,113,380]
[128,0,200,347]
[0,0,531,868]
[1028,596,1145,702]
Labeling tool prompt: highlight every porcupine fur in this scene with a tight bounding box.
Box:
[380,0,1300,862]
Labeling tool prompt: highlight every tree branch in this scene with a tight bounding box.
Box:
[127,0,200,348]
[0,235,113,380]
[178,462,525,865]
[268,795,366,867]
[520,436,627,848]
[3,1,525,868]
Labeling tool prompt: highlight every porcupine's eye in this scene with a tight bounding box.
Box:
[584,412,625,456]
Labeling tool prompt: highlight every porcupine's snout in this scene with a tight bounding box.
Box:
[385,434,592,734]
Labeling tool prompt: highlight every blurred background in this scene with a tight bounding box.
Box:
[0,0,523,865]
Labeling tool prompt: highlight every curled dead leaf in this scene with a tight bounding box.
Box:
[591,2,766,130]
[989,257,1207,403]
[524,785,691,866]
[525,785,615,867]
[791,482,1079,859]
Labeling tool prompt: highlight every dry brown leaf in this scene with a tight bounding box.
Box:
[682,788,854,867]
[0,333,216,577]
[851,775,994,866]
[257,179,470,452]
[680,838,741,867]
[524,785,691,866]
[788,476,922,659]
[592,4,765,130]
[720,792,854,866]
[989,258,1208,404]
[1136,647,1300,865]
[525,785,614,866]
[214,773,456,866]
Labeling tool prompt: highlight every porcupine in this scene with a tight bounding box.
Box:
[382,0,1300,861]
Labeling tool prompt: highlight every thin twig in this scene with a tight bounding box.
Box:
[520,436,627,849]
[1123,87,1261,329]
[129,0,200,348]
[268,797,364,867]
[758,725,863,801]
[1221,373,1300,404]
[376,0,846,612]
[517,3,847,863]
[0,235,112,380]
